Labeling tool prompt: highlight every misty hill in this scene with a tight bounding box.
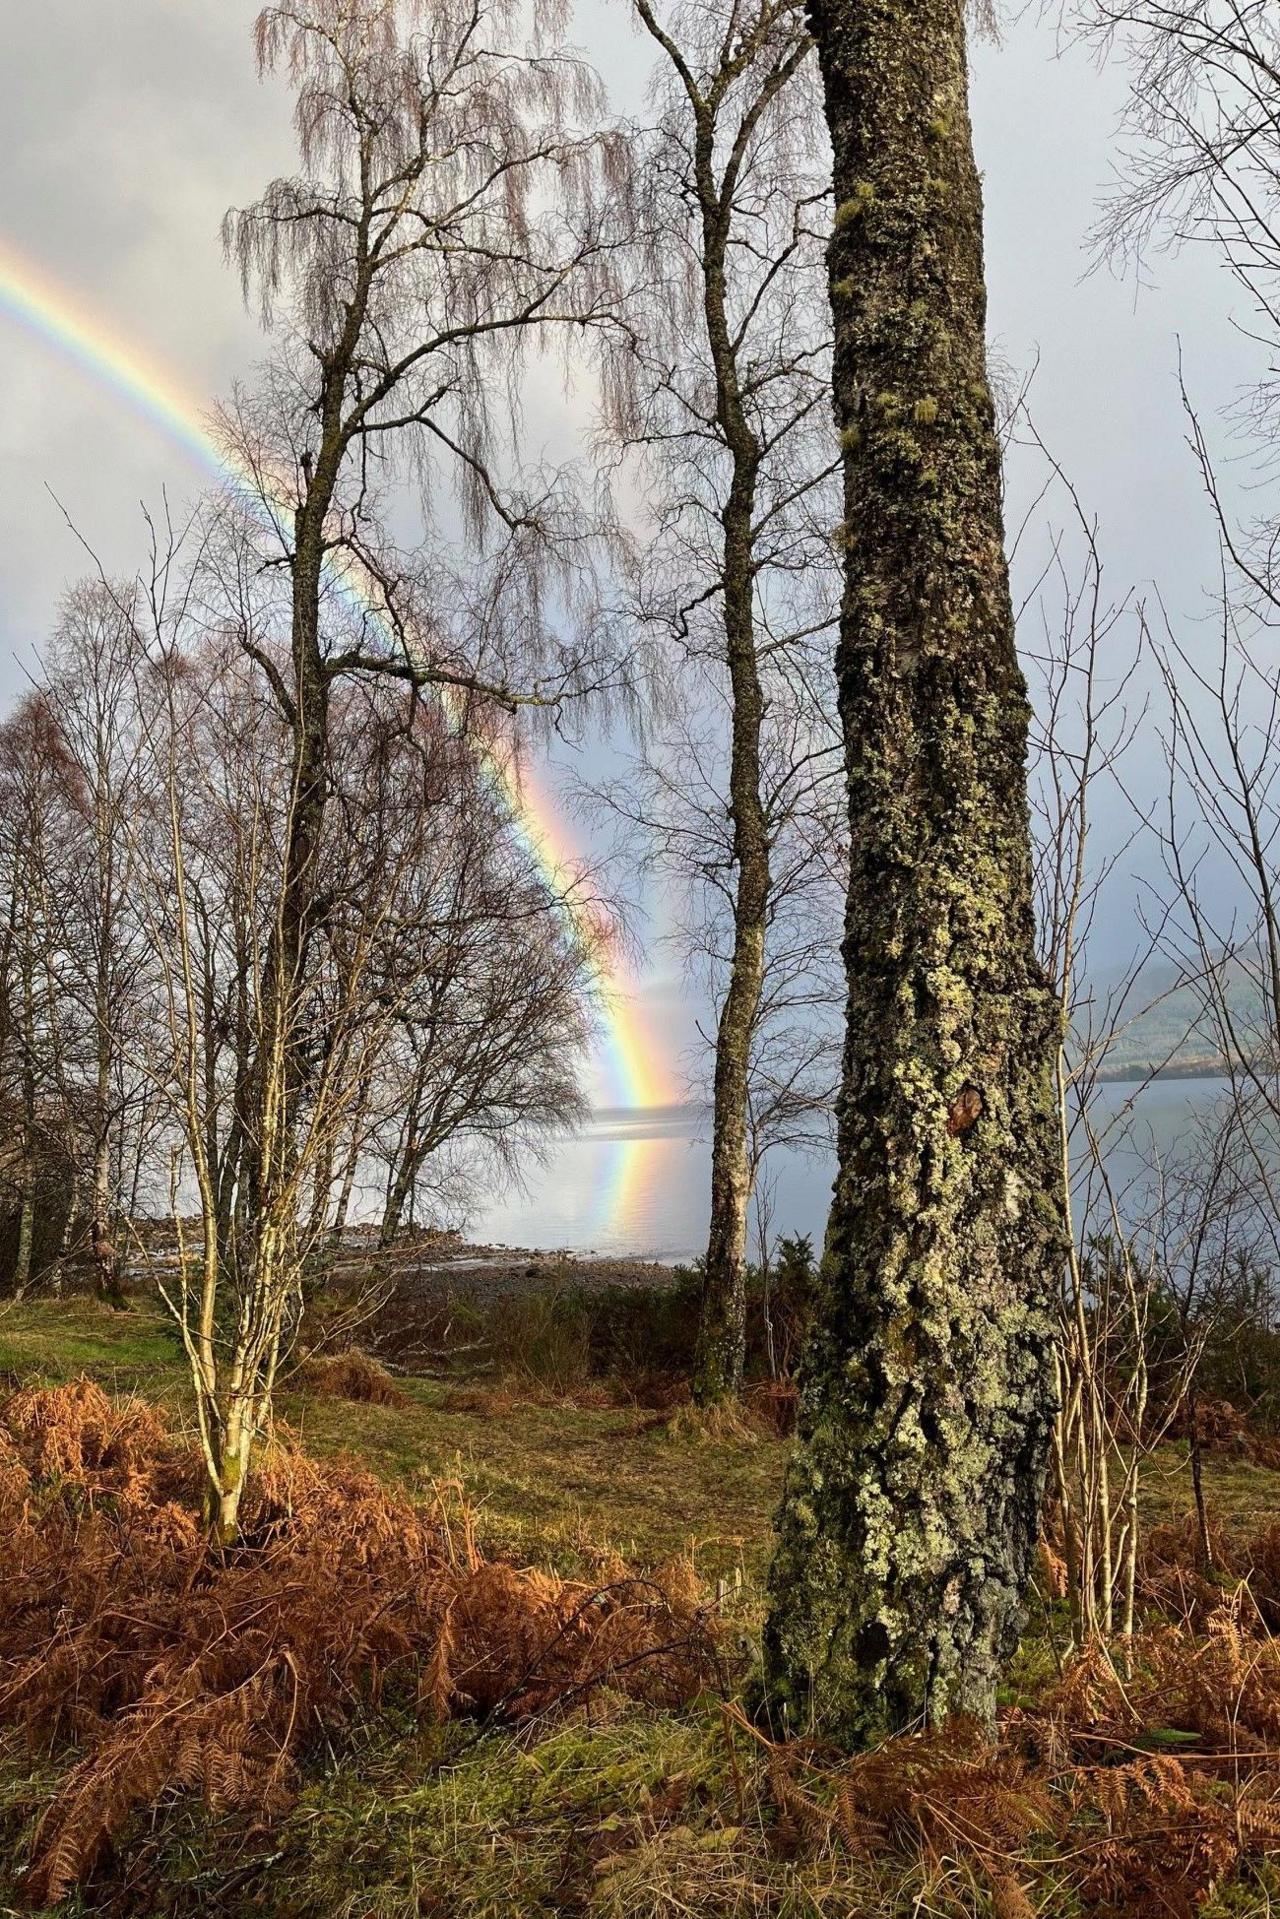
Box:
[1079,953,1268,1081]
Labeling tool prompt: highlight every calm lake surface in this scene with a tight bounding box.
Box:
[469,1078,1242,1260]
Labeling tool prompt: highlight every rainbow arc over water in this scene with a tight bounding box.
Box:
[0,235,671,1110]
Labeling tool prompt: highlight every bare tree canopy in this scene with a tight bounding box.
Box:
[592,0,842,1405]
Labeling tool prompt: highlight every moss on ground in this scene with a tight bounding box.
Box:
[0,1707,955,1919]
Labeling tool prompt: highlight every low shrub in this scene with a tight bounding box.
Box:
[391,1235,818,1403]
[1163,1396,1280,1470]
[483,1286,599,1393]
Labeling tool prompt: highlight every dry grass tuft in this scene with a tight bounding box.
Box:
[1165,1397,1280,1471]
[298,1348,409,1407]
[440,1384,519,1417]
[652,1383,797,1444]
[661,1399,763,1445]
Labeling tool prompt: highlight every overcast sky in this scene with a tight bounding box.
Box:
[0,1,1259,1095]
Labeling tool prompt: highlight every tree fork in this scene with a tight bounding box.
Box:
[762,0,1064,1741]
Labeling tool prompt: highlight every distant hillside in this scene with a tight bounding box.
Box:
[1076,954,1267,1082]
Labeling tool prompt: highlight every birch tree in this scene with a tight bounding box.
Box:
[182,0,629,1533]
[0,698,83,1296]
[41,586,157,1303]
[600,0,841,1403]
[120,589,598,1539]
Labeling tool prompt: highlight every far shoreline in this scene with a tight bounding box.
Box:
[1093,1062,1234,1084]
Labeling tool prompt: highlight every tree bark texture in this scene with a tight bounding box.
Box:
[763,0,1064,1742]
[691,138,771,1408]
[14,937,37,1297]
[693,483,770,1403]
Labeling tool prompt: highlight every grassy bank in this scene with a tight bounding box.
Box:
[5,1292,1280,1917]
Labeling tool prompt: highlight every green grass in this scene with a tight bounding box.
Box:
[1143,1435,1280,1531]
[0,1294,785,1582]
[288,1382,787,1581]
[0,1293,185,1395]
[8,1294,1280,1918]
[5,1293,1273,1580]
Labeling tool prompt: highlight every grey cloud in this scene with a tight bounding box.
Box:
[0,0,1265,1009]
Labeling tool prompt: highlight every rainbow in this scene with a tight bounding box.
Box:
[0,235,671,1109]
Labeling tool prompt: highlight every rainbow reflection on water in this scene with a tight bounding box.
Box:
[473,1078,1256,1262]
[474,1105,835,1259]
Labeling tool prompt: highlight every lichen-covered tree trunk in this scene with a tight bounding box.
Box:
[762,0,1064,1742]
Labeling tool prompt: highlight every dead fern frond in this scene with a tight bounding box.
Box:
[0,1375,722,1900]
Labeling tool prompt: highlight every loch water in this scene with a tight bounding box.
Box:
[469,1078,1249,1261]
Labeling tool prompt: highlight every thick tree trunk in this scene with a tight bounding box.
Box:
[1188,1389,1213,1573]
[90,1130,127,1308]
[208,483,331,1540]
[47,1167,80,1299]
[215,941,253,1280]
[763,0,1063,1742]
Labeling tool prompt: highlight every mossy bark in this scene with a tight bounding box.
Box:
[762,0,1064,1741]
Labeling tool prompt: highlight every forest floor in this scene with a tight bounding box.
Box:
[4,1290,1280,1917]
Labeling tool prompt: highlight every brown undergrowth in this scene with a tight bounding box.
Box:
[710,1510,1280,1917]
[1165,1397,1280,1471]
[12,1367,1280,1915]
[297,1347,408,1406]
[1140,1509,1280,1630]
[758,1611,1280,1917]
[0,1377,724,1905]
